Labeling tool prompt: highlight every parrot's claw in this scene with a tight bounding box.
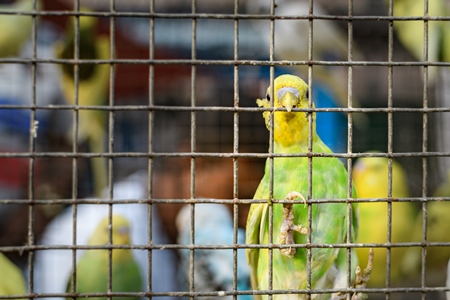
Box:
[285,191,307,207]
[279,191,308,258]
[336,248,374,300]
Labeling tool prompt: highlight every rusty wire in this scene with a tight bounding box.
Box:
[0,0,449,299]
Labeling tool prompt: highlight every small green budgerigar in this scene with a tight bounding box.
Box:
[66,215,142,300]
[0,253,26,299]
[246,74,371,300]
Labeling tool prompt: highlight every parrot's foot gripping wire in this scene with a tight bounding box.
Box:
[279,191,309,258]
[336,248,374,300]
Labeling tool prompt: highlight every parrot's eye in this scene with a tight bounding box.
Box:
[305,90,309,99]
[266,93,270,101]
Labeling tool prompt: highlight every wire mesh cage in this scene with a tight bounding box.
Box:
[0,0,449,299]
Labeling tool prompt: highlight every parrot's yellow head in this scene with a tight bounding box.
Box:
[257,74,315,148]
[88,215,133,261]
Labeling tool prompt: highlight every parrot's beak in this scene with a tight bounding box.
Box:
[117,226,130,236]
[280,91,299,112]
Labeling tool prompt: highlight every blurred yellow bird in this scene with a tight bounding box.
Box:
[0,0,41,58]
[55,9,111,197]
[402,170,450,284]
[391,0,450,82]
[353,154,417,287]
[0,253,26,299]
[391,0,450,204]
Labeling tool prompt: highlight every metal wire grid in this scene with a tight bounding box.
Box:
[0,0,449,299]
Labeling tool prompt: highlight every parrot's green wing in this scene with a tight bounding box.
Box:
[245,202,265,299]
[0,253,26,298]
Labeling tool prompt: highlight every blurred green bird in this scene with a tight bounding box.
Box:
[66,215,142,300]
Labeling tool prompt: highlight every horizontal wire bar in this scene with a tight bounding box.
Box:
[1,58,450,67]
[2,241,450,252]
[0,197,449,206]
[0,151,449,159]
[1,105,450,113]
[1,285,450,299]
[0,10,450,21]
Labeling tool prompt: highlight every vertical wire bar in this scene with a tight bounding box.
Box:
[107,2,116,300]
[147,0,155,298]
[386,0,395,297]
[306,0,314,298]
[346,0,355,298]
[268,0,276,298]
[189,1,197,299]
[27,0,39,297]
[70,1,81,297]
[420,1,430,299]
[232,0,240,299]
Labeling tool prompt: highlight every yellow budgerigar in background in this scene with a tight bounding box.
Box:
[390,0,450,184]
[390,0,449,83]
[0,253,26,299]
[0,0,41,58]
[402,170,450,286]
[353,154,417,287]
[55,8,111,197]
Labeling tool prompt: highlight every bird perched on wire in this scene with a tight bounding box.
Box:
[66,215,142,300]
[352,154,417,287]
[246,74,371,300]
[0,0,41,58]
[54,7,111,197]
[0,253,26,299]
[176,203,252,300]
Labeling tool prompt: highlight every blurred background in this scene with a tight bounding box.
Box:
[0,0,448,299]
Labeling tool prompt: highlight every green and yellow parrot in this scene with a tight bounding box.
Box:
[402,170,450,284]
[246,74,368,300]
[66,215,142,300]
[55,9,111,197]
[0,0,41,58]
[0,253,26,298]
[352,155,417,287]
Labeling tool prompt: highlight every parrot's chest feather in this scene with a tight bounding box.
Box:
[273,111,317,149]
